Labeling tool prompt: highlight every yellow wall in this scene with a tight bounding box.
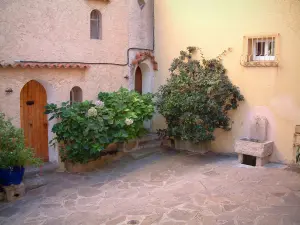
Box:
[153,0,300,163]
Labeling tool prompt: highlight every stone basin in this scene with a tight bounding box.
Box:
[234,138,274,166]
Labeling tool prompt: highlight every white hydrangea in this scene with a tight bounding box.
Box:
[125,118,134,126]
[95,100,105,108]
[87,107,97,117]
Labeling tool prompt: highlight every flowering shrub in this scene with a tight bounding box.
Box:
[45,101,114,163]
[45,88,154,164]
[87,107,97,117]
[125,118,134,126]
[156,47,244,143]
[98,87,155,142]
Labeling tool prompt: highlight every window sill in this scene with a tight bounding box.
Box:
[242,61,279,67]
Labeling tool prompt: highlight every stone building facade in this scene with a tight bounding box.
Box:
[0,0,155,162]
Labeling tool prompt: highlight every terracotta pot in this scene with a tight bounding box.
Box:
[135,52,141,58]
[132,59,139,65]
[106,143,118,152]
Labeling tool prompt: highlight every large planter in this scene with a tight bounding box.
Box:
[0,166,25,186]
[174,139,210,154]
[64,151,124,173]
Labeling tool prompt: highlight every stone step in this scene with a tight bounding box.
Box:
[119,133,162,152]
[138,132,160,142]
[129,147,162,160]
[24,162,58,178]
[138,139,162,149]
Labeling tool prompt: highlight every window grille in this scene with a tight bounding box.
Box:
[241,34,279,67]
[90,10,102,40]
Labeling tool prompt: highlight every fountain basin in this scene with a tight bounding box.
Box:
[234,139,274,166]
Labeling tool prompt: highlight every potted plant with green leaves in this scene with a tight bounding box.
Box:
[0,113,42,186]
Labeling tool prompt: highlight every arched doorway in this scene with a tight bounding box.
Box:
[134,63,153,130]
[20,80,49,161]
[135,66,143,94]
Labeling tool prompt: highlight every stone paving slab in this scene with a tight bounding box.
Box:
[0,150,300,225]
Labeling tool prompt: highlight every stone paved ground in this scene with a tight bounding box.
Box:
[0,149,300,225]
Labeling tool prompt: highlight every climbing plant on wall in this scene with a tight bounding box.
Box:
[156,47,244,143]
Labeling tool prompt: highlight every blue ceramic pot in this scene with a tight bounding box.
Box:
[0,166,25,186]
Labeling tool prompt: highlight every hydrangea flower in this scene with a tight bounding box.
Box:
[125,118,134,126]
[95,100,105,108]
[87,107,97,117]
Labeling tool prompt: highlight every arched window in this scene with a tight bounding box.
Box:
[90,10,102,40]
[70,86,83,104]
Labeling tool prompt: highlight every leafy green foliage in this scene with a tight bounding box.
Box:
[45,88,154,164]
[0,113,42,168]
[45,101,114,164]
[98,88,155,142]
[156,47,244,143]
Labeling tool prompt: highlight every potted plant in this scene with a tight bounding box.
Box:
[0,113,42,186]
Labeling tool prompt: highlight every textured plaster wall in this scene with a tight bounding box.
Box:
[0,66,127,162]
[154,0,300,164]
[0,0,154,162]
[0,0,128,63]
[128,0,154,91]
[128,0,154,50]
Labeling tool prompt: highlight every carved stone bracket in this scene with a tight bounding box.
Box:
[131,52,158,71]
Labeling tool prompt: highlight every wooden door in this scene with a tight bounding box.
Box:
[135,66,143,94]
[20,80,49,161]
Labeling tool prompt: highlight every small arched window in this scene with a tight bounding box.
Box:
[70,86,83,105]
[90,10,102,40]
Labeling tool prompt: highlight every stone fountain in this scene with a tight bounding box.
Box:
[235,116,273,166]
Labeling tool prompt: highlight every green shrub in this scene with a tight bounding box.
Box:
[98,87,155,142]
[156,47,244,143]
[0,113,42,168]
[46,88,154,164]
[45,101,113,164]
